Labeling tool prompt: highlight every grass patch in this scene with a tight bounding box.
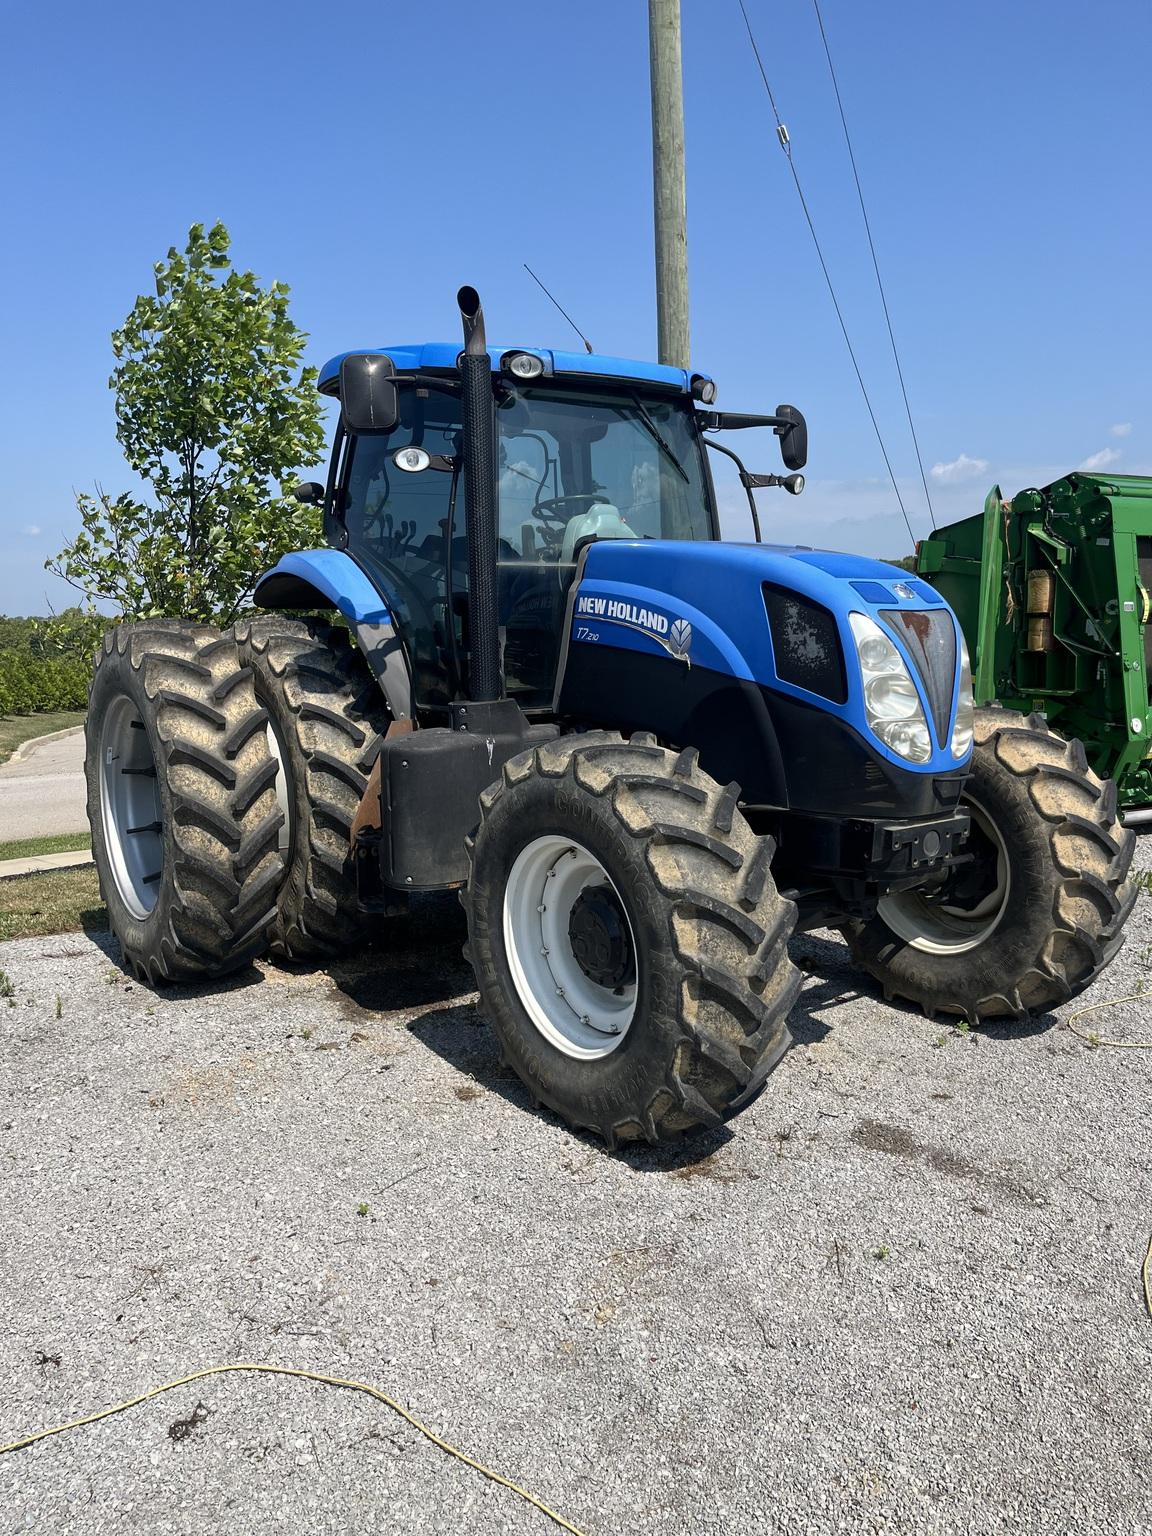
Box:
[0,712,85,765]
[0,867,106,941]
[0,831,91,862]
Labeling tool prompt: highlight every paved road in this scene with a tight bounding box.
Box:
[0,727,87,842]
[1,836,1149,1534]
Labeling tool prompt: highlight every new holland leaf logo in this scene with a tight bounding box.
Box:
[664,618,693,665]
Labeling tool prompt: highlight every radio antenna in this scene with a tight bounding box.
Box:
[523,264,594,354]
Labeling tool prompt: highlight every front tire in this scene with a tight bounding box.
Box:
[463,732,800,1146]
[86,622,285,983]
[845,710,1136,1021]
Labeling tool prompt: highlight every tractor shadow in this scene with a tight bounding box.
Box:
[327,898,739,1167]
[327,895,547,1121]
[789,930,1059,1043]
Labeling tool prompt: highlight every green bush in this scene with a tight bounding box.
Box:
[0,652,89,715]
[0,607,101,716]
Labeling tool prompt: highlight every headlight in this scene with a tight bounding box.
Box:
[951,632,975,758]
[849,612,932,764]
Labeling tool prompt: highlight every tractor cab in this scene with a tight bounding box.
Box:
[311,333,804,715]
[316,343,732,711]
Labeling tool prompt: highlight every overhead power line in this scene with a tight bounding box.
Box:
[735,0,918,549]
[810,0,935,524]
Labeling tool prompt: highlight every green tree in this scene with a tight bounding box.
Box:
[50,222,326,624]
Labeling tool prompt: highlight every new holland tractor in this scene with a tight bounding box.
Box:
[85,289,1137,1146]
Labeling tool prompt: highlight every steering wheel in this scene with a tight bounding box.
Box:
[532,492,608,523]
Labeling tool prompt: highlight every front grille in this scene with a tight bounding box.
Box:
[879,608,957,747]
[764,585,848,704]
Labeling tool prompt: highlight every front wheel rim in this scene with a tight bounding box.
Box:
[877,798,1010,955]
[99,694,164,920]
[502,835,638,1060]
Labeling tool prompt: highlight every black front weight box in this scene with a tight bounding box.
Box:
[377,700,557,892]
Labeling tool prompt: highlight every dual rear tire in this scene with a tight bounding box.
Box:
[87,617,387,982]
[90,627,800,1143]
[87,622,285,983]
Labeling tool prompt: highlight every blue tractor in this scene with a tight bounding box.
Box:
[86,289,1136,1145]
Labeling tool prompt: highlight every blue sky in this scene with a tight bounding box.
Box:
[2,0,1149,614]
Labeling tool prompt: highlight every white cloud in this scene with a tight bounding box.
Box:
[929,453,989,484]
[1109,422,1132,438]
[21,523,41,536]
[1079,446,1121,471]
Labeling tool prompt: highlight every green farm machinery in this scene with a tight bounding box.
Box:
[919,473,1152,824]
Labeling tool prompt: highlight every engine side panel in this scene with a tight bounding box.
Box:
[555,539,969,817]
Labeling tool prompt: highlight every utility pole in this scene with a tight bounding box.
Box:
[648,0,690,369]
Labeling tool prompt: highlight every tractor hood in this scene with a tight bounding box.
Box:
[567,538,949,687]
[557,539,969,801]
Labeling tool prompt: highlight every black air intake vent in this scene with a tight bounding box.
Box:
[879,608,957,747]
[763,585,848,704]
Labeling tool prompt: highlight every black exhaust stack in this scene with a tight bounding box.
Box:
[369,289,544,895]
[457,286,502,702]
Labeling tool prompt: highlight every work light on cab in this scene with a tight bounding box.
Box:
[503,351,545,380]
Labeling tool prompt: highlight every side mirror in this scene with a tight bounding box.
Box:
[775,404,807,471]
[340,353,399,435]
[292,481,325,505]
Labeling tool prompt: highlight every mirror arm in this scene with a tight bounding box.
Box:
[704,438,762,543]
[698,410,788,433]
[387,372,463,395]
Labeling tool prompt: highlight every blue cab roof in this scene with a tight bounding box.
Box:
[317,342,709,396]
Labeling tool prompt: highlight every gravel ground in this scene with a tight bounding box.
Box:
[1,838,1150,1536]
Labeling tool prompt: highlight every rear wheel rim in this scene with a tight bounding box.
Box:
[877,798,1010,955]
[265,715,294,855]
[502,835,638,1059]
[99,694,163,919]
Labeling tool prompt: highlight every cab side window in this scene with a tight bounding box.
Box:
[341,390,463,708]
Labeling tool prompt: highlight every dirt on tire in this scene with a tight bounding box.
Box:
[463,730,800,1146]
[845,709,1136,1021]
[86,621,285,983]
[229,615,389,959]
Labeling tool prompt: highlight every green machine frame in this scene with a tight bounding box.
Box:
[918,473,1152,818]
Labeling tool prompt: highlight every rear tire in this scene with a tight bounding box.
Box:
[845,710,1136,1021]
[229,615,389,959]
[463,731,800,1146]
[86,622,285,983]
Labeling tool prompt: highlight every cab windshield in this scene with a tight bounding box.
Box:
[497,386,713,558]
[340,382,714,711]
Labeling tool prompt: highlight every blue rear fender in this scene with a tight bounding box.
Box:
[254,548,394,623]
[253,549,413,722]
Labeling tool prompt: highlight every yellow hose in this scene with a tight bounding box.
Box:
[0,1361,590,1536]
